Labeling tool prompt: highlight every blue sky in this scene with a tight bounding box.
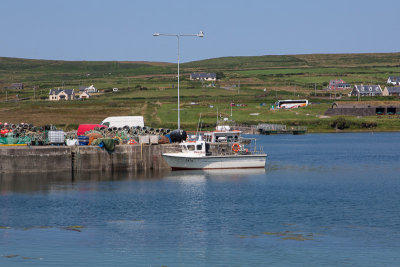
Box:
[1,0,399,62]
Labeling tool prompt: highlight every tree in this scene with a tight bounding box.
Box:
[216,72,225,80]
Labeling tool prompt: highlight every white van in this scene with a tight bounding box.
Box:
[101,116,144,128]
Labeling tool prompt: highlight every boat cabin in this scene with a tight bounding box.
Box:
[203,130,241,143]
[180,140,211,156]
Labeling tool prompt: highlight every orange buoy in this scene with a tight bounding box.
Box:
[232,143,240,152]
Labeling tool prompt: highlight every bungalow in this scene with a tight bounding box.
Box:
[190,73,217,81]
[49,89,75,101]
[79,84,98,93]
[328,80,351,90]
[382,86,400,96]
[10,83,24,90]
[79,91,91,99]
[387,76,400,85]
[350,84,382,97]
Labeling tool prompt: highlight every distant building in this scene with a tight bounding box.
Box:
[79,91,91,99]
[328,80,351,90]
[49,89,75,101]
[325,102,400,116]
[190,73,217,81]
[350,84,382,97]
[79,84,98,93]
[387,76,400,85]
[10,83,24,90]
[383,86,400,96]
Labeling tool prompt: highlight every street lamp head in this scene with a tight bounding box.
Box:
[197,31,204,38]
[153,32,160,37]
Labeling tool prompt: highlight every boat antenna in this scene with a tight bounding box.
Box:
[216,106,219,126]
[196,113,202,137]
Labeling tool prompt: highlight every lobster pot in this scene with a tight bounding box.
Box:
[48,130,65,144]
[78,136,89,146]
[149,135,159,145]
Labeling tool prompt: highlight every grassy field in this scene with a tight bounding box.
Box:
[1,53,400,132]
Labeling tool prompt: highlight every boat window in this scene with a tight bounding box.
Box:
[187,145,195,151]
[196,144,203,150]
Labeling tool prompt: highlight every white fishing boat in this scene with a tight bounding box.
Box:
[162,139,267,170]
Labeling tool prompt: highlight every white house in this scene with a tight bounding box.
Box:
[190,73,217,81]
[387,76,400,85]
[49,89,75,101]
[79,84,98,93]
[79,91,91,99]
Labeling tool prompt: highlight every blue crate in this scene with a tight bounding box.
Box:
[78,136,89,146]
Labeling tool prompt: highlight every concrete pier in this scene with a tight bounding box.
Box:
[0,144,181,174]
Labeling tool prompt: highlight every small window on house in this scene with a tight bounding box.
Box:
[369,87,372,91]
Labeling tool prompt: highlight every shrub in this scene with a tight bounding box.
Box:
[331,117,350,130]
[360,122,377,128]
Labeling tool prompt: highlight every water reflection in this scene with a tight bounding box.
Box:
[0,169,171,194]
[166,168,267,182]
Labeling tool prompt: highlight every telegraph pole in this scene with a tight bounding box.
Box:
[314,83,317,96]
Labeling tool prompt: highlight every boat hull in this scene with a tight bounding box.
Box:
[162,154,267,170]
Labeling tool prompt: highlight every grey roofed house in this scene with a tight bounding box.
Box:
[10,83,24,90]
[387,76,400,84]
[79,86,87,92]
[49,89,74,95]
[190,73,217,80]
[384,86,400,95]
[350,84,382,96]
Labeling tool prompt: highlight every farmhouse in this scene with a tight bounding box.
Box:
[79,91,91,99]
[79,84,98,93]
[190,73,217,81]
[328,79,351,90]
[383,86,400,96]
[10,83,24,90]
[350,85,382,97]
[49,89,75,101]
[387,76,400,85]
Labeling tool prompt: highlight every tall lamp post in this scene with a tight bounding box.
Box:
[153,31,204,129]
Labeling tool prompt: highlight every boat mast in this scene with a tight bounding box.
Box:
[196,113,202,138]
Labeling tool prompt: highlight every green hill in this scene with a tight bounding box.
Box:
[1,53,400,131]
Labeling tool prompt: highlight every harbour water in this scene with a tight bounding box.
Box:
[1,133,400,266]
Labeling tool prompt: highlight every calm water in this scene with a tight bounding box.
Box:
[1,133,400,266]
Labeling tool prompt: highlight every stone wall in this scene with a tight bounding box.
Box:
[0,143,234,174]
[72,144,180,172]
[0,146,72,173]
[0,144,180,174]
